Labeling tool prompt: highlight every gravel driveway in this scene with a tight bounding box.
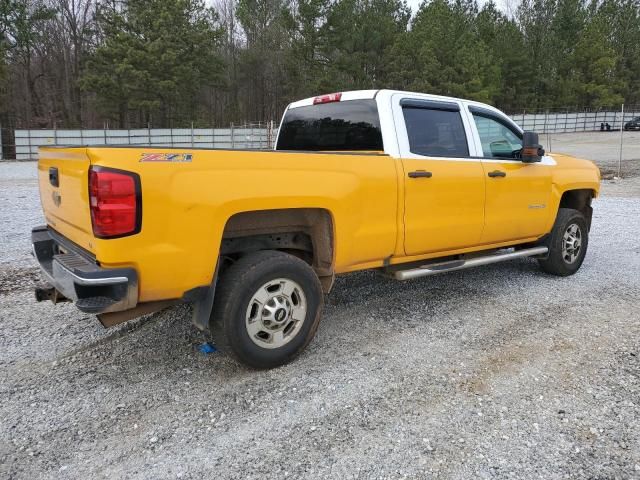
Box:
[548,130,640,178]
[1,155,639,479]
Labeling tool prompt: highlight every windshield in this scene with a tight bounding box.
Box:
[276,99,383,151]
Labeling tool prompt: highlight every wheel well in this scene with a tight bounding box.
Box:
[559,189,594,229]
[220,208,335,292]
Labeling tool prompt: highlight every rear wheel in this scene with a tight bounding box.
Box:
[210,250,323,369]
[538,208,589,276]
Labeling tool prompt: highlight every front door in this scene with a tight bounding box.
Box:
[398,99,486,256]
[469,108,552,244]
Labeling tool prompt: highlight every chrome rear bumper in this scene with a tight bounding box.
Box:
[31,226,138,314]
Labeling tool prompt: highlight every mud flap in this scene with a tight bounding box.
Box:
[191,284,216,331]
[188,256,221,331]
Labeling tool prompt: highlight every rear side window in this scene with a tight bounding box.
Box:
[402,106,469,157]
[276,100,383,151]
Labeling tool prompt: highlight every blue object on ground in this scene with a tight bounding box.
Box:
[199,342,217,354]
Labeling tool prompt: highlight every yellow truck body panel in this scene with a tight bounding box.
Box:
[37,145,599,304]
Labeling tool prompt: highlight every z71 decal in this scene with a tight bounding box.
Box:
[139,153,193,163]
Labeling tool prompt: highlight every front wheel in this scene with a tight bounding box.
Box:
[538,208,589,276]
[210,250,324,369]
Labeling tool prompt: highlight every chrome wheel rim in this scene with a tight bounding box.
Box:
[562,223,582,264]
[245,278,307,349]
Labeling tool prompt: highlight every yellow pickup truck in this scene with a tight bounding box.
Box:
[32,90,600,368]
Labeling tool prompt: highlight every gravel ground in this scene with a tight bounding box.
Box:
[547,130,640,178]
[0,162,42,270]
[1,145,639,479]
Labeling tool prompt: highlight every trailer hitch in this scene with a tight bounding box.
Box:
[34,286,70,304]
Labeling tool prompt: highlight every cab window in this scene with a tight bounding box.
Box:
[276,100,383,151]
[472,113,523,159]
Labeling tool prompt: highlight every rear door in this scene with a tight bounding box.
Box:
[393,95,485,256]
[465,105,552,244]
[38,147,95,252]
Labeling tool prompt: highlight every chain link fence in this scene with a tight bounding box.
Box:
[507,105,640,133]
[1,122,277,161]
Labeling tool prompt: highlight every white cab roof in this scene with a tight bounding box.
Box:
[287,89,505,118]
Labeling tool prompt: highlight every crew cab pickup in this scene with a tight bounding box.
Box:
[33,90,600,368]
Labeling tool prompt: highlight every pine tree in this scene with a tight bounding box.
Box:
[81,0,224,127]
[320,0,410,90]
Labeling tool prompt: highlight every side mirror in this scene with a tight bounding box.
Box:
[522,131,545,163]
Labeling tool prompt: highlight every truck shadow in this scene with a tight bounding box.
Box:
[55,257,549,377]
[328,257,542,310]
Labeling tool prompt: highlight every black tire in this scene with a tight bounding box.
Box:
[538,208,589,276]
[210,250,323,369]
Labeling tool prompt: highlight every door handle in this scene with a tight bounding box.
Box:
[408,170,433,178]
[487,170,506,178]
[49,167,59,187]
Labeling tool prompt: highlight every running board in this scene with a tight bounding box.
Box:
[391,246,549,281]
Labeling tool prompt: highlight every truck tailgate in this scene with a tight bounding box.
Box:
[38,147,95,253]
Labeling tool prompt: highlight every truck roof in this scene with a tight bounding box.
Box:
[287,89,505,119]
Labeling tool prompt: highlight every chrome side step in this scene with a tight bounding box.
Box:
[391,246,549,281]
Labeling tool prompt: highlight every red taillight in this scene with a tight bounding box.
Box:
[313,92,342,104]
[89,167,141,238]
